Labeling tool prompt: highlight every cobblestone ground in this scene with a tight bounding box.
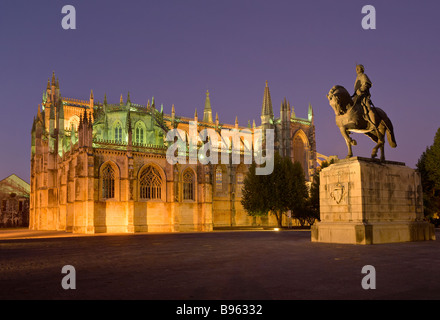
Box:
[0,229,439,300]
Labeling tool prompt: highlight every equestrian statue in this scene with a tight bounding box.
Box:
[327,64,397,161]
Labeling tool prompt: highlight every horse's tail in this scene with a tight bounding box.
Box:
[384,117,397,148]
[374,106,397,148]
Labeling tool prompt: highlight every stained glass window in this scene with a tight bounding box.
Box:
[216,167,223,191]
[139,166,162,199]
[183,170,195,200]
[102,164,115,199]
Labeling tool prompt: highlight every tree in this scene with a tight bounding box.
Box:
[241,152,309,228]
[417,128,440,225]
[287,161,309,226]
[425,128,440,190]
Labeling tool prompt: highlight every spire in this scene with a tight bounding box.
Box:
[194,108,198,120]
[261,80,273,117]
[308,103,314,122]
[56,78,59,89]
[281,97,289,123]
[147,99,151,109]
[83,108,88,124]
[203,90,213,123]
[120,94,123,105]
[127,91,131,104]
[47,79,51,90]
[291,104,296,119]
[171,104,175,124]
[90,90,94,109]
[215,112,219,127]
[32,116,36,133]
[235,116,239,128]
[51,71,56,86]
[103,93,107,105]
[70,124,76,145]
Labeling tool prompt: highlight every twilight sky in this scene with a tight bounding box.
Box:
[1,0,439,182]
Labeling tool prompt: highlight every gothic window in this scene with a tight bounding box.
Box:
[66,115,80,131]
[139,166,162,200]
[237,172,244,185]
[293,135,305,170]
[236,169,246,194]
[114,123,122,143]
[136,127,144,144]
[216,167,223,191]
[134,121,146,145]
[183,169,195,200]
[102,164,115,199]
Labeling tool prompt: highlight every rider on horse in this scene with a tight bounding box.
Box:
[351,64,378,131]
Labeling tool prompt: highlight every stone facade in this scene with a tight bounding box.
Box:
[311,157,436,244]
[0,174,30,228]
[30,73,317,233]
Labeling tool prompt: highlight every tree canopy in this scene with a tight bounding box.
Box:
[416,127,440,225]
[241,152,309,228]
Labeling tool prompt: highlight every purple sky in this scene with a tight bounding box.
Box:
[1,0,439,183]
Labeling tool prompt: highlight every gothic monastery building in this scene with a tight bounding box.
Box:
[30,73,317,233]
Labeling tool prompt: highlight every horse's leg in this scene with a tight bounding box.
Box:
[371,124,386,160]
[339,127,354,158]
[379,125,387,161]
[380,142,385,161]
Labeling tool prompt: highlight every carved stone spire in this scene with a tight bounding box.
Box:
[261,81,274,130]
[308,103,314,122]
[261,80,273,117]
[203,90,213,123]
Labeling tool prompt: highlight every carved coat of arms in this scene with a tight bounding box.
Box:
[330,183,346,204]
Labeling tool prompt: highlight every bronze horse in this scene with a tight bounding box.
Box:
[327,85,397,161]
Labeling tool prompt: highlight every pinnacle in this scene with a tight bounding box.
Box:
[261,80,273,116]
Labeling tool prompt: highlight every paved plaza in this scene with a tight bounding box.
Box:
[0,228,439,300]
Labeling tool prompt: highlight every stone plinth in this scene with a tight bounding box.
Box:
[311,157,436,244]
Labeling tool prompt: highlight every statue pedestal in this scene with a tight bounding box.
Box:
[311,157,436,244]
